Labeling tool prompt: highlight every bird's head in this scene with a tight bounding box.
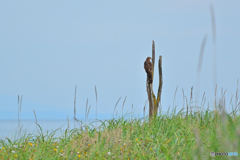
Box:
[146,57,152,61]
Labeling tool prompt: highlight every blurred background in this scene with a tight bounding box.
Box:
[0,0,239,122]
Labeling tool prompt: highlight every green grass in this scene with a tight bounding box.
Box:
[0,108,240,159]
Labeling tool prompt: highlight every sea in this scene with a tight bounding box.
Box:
[0,119,98,140]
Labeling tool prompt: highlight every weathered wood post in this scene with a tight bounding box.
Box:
[146,41,163,118]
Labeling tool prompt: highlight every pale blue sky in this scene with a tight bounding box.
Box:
[0,0,239,120]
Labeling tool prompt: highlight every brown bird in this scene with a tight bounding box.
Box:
[144,57,153,84]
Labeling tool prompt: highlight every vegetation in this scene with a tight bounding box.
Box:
[0,102,240,159]
[1,81,240,159]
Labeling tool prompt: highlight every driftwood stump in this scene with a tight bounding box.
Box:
[146,41,163,117]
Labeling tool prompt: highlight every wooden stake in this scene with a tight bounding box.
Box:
[146,41,163,118]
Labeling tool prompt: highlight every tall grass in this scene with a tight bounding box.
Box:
[0,88,239,159]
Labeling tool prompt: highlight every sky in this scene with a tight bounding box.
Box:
[0,0,239,120]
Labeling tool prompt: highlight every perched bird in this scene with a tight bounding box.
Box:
[144,57,153,84]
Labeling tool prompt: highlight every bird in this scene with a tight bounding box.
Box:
[144,57,153,84]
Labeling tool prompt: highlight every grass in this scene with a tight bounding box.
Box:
[0,102,240,159]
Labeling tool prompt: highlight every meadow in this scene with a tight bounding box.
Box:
[0,88,239,160]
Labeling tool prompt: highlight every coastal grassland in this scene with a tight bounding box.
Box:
[0,107,240,159]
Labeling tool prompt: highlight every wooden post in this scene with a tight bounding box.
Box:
[146,41,163,118]
[154,55,163,114]
[147,82,154,117]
